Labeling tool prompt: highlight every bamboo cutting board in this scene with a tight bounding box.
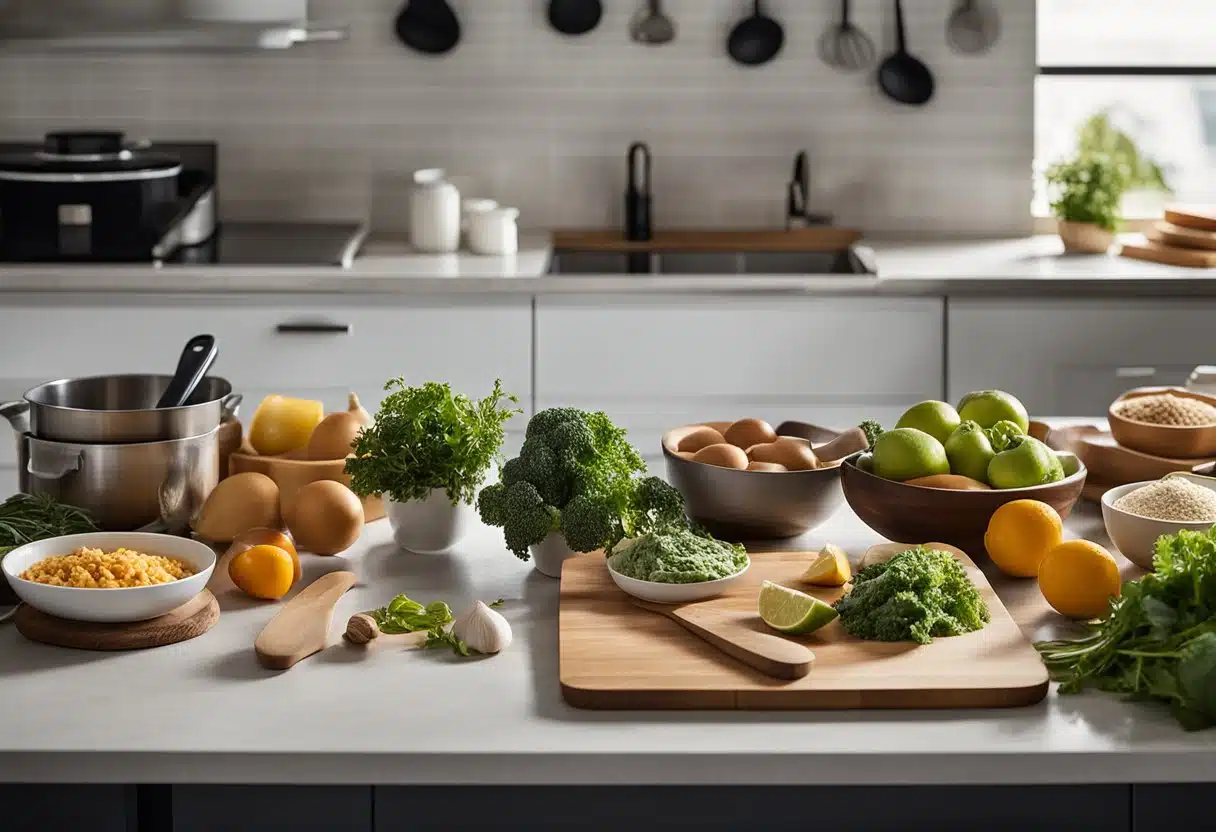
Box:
[559,548,1049,710]
[1120,240,1216,269]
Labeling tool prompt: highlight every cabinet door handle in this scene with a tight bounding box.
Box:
[1115,366,1156,378]
[275,322,352,335]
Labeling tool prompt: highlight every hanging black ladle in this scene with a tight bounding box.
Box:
[877,0,935,105]
[395,0,461,55]
[727,0,785,67]
[547,0,603,36]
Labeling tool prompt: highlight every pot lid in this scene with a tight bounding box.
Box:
[0,131,182,181]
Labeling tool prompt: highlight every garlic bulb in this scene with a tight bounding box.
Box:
[451,601,512,655]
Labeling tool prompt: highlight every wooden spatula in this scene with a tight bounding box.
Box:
[255,571,357,670]
[630,599,814,680]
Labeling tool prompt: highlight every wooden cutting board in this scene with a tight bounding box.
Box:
[559,548,1048,710]
[1149,221,1216,251]
[14,590,219,651]
[1164,205,1216,232]
[1120,239,1216,269]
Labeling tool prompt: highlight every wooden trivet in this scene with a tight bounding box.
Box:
[14,589,219,651]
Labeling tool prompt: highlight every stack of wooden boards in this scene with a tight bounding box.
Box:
[1121,206,1216,268]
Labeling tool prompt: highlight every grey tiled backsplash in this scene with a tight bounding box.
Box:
[0,0,1035,235]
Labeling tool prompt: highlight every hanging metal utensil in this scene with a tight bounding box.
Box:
[819,0,876,71]
[946,0,1000,55]
[548,0,603,36]
[394,0,461,55]
[727,0,784,67]
[630,0,676,45]
[877,0,935,106]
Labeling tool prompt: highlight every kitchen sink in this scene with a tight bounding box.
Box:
[548,248,875,276]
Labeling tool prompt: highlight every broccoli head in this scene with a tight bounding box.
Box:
[481,407,692,558]
[560,493,620,553]
[477,480,558,560]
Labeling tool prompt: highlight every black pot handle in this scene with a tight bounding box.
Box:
[157,334,219,409]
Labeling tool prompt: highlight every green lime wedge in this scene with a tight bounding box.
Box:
[758,580,839,635]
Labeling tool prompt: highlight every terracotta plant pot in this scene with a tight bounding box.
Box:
[1057,220,1115,254]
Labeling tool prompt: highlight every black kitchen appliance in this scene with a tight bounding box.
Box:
[0,131,217,262]
[0,134,367,267]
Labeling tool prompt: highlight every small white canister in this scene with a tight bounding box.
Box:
[409,168,461,254]
[468,206,520,256]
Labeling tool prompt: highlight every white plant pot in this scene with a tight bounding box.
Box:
[385,490,476,554]
[529,531,580,578]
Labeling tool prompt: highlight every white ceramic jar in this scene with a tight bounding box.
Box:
[528,531,579,578]
[467,206,520,256]
[409,169,461,254]
[385,489,477,554]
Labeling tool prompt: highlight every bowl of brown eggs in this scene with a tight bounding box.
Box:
[661,419,869,540]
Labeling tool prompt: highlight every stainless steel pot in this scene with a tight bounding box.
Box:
[17,428,220,532]
[1,373,236,444]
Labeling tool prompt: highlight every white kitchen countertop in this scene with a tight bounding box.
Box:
[0,233,1209,296]
[1,499,1213,787]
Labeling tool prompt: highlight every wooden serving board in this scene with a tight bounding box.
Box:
[559,548,1048,710]
[552,228,862,253]
[1149,221,1216,251]
[14,590,219,651]
[1164,205,1216,233]
[1120,239,1216,269]
[1032,421,1216,490]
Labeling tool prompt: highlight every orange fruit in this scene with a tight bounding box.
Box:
[983,499,1064,578]
[230,527,301,583]
[228,544,296,600]
[1038,540,1122,620]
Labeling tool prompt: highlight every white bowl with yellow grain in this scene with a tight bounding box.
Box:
[1101,475,1216,570]
[1,532,216,623]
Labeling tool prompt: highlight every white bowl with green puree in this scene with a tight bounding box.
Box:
[605,530,750,604]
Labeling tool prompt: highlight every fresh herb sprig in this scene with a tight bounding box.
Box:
[0,494,98,560]
[1036,527,1216,730]
[345,379,521,506]
[369,594,505,657]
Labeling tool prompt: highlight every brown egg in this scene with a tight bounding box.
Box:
[724,418,777,450]
[746,460,788,472]
[305,410,364,461]
[692,443,749,469]
[751,436,818,471]
[675,450,696,460]
[677,426,727,454]
[286,480,364,555]
[191,472,281,543]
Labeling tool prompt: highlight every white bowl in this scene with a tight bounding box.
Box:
[1101,476,1216,569]
[605,553,750,604]
[2,532,217,623]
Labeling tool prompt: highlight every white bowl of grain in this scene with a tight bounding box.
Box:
[1101,475,1216,569]
[1,532,216,623]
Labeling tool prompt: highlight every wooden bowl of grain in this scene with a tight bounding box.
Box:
[1109,387,1216,460]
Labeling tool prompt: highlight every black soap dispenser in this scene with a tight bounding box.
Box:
[625,141,652,273]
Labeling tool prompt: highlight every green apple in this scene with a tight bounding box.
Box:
[943,421,995,483]
[871,428,950,482]
[957,390,1029,433]
[895,401,962,445]
[987,435,1064,489]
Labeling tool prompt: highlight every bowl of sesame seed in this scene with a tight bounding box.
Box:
[1109,387,1216,460]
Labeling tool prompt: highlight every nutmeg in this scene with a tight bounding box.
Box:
[344,613,380,645]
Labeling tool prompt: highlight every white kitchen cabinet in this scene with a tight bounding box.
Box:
[535,295,945,463]
[947,299,1215,418]
[0,294,533,495]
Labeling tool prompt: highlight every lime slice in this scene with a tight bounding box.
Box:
[758,580,839,635]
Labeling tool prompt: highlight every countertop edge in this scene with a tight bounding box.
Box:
[3,750,1216,785]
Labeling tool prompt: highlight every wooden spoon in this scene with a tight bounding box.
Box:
[630,599,814,680]
[254,571,356,670]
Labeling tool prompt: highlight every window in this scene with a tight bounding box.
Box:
[1035,0,1216,216]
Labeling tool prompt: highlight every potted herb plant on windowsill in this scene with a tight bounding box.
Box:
[345,378,520,554]
[1045,153,1127,254]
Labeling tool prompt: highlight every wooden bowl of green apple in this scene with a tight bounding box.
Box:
[841,391,1087,558]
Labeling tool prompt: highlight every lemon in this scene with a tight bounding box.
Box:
[758,580,838,635]
[801,544,852,587]
[1038,540,1122,620]
[248,394,325,456]
[984,499,1063,578]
